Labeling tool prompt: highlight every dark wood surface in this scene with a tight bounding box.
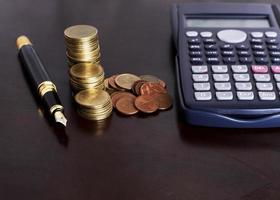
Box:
[2,0,280,199]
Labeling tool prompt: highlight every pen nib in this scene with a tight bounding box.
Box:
[54,111,67,127]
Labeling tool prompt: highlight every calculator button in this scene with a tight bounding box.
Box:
[277,83,280,90]
[271,65,280,73]
[186,31,198,37]
[207,57,219,64]
[268,45,280,51]
[190,57,203,65]
[269,51,280,57]
[256,82,273,91]
[231,65,248,73]
[251,32,264,38]
[193,83,210,91]
[236,44,249,50]
[252,45,264,51]
[237,51,250,57]
[255,57,269,64]
[188,38,201,44]
[251,65,268,73]
[254,74,271,82]
[211,65,228,73]
[237,91,254,100]
[189,45,201,51]
[205,44,217,51]
[223,57,236,64]
[191,65,208,73]
[220,44,233,50]
[217,30,247,44]
[258,92,276,100]
[265,31,278,38]
[194,92,212,101]
[203,38,216,44]
[271,57,280,64]
[239,57,253,64]
[266,38,279,45]
[274,74,280,81]
[205,51,218,57]
[233,74,250,81]
[200,32,213,38]
[213,74,229,82]
[250,38,263,44]
[222,51,234,57]
[192,74,209,82]
[235,82,252,91]
[214,82,231,91]
[189,51,203,57]
[254,51,266,57]
[216,92,233,100]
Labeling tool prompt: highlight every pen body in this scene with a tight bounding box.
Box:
[19,44,63,116]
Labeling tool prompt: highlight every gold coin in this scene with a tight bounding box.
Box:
[75,89,110,109]
[115,73,141,90]
[70,63,104,80]
[64,25,98,41]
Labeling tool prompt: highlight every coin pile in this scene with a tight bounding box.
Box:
[105,74,172,115]
[64,25,112,121]
[64,25,101,66]
[69,62,105,93]
[75,89,113,120]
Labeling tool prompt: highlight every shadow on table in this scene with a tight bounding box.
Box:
[176,111,280,150]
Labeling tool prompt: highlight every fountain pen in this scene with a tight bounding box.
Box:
[16,35,67,127]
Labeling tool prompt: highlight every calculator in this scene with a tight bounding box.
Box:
[171,3,280,128]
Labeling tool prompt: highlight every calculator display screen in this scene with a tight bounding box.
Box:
[185,18,270,28]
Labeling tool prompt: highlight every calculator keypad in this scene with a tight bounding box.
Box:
[186,30,280,103]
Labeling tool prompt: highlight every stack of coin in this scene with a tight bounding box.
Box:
[64,25,101,66]
[105,73,172,115]
[75,89,113,120]
[69,62,105,93]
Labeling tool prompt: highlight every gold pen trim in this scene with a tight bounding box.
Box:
[16,35,32,50]
[37,81,57,98]
[50,104,64,115]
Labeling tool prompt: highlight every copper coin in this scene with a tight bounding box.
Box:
[140,75,166,88]
[151,93,172,110]
[115,96,138,115]
[111,92,136,107]
[132,80,147,95]
[140,82,167,95]
[108,75,120,90]
[134,95,158,113]
[159,80,166,88]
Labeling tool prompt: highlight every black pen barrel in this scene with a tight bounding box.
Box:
[18,44,52,89]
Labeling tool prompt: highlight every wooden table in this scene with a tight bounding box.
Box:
[1,0,280,199]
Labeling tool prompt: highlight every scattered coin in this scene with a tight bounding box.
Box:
[151,93,172,110]
[115,73,141,90]
[115,97,138,115]
[134,95,158,114]
[108,75,121,90]
[111,92,136,107]
[140,82,167,95]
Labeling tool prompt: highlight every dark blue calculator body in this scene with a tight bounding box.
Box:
[171,3,280,128]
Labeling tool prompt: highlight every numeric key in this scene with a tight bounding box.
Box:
[192,74,209,82]
[258,92,276,100]
[194,92,212,100]
[191,65,208,73]
[231,65,248,73]
[237,92,254,100]
[216,92,233,100]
